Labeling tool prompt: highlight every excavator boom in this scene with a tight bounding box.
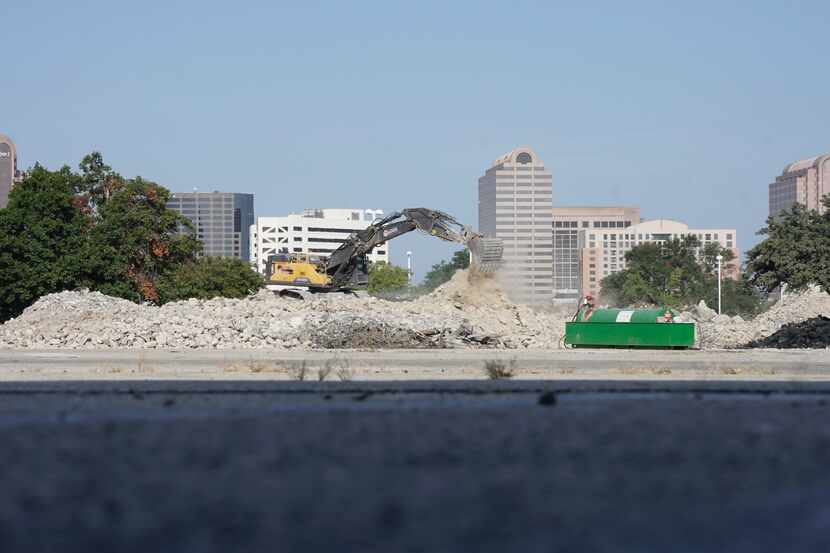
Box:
[325,208,503,289]
[266,208,503,294]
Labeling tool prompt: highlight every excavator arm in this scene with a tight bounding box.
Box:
[324,208,503,289]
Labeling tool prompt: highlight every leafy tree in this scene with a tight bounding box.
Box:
[0,152,286,321]
[367,261,409,295]
[601,236,760,315]
[746,197,830,294]
[0,165,90,320]
[78,151,123,213]
[421,249,470,291]
[157,257,264,304]
[83,176,201,302]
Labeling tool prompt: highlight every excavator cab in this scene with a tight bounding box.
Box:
[266,253,331,289]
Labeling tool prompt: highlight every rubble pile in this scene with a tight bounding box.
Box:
[744,316,830,349]
[0,271,567,350]
[687,286,830,349]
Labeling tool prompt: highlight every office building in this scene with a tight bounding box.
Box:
[552,206,641,302]
[769,154,830,216]
[580,219,739,299]
[0,133,18,209]
[167,192,254,259]
[250,208,388,274]
[478,147,553,304]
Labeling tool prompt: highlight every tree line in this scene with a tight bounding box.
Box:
[601,197,830,315]
[0,153,263,321]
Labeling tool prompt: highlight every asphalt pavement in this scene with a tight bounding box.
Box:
[1,378,830,552]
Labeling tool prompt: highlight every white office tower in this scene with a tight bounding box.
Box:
[478,147,553,304]
[250,208,388,274]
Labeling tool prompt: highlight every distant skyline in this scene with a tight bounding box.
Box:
[2,1,828,279]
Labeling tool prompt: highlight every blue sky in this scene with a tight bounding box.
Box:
[2,1,828,280]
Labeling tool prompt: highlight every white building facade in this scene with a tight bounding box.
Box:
[478,147,554,305]
[250,208,389,274]
[580,219,739,299]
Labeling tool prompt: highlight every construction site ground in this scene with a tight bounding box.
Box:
[1,347,829,381]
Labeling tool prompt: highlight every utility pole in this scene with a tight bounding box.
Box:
[716,254,723,315]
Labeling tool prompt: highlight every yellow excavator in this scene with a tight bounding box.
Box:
[265,208,503,299]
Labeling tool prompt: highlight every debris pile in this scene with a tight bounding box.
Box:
[0,271,567,350]
[687,286,830,349]
[744,316,830,349]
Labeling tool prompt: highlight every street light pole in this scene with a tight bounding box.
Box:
[716,254,723,315]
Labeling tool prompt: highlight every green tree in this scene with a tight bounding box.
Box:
[157,257,264,304]
[0,165,91,320]
[746,197,830,294]
[83,176,201,302]
[367,261,410,295]
[78,151,123,211]
[0,152,270,320]
[601,236,760,315]
[421,249,469,291]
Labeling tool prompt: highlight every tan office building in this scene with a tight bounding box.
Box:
[769,154,830,216]
[478,147,553,304]
[553,206,738,301]
[552,206,640,302]
[581,219,739,299]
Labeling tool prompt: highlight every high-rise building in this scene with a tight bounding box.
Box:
[580,218,739,300]
[478,147,553,304]
[167,191,254,259]
[250,208,389,274]
[0,133,18,209]
[551,206,641,302]
[769,154,830,216]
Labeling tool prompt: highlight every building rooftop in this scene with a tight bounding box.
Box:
[490,146,540,168]
[783,154,830,174]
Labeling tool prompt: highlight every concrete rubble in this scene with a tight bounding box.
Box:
[686,286,830,349]
[1,270,828,350]
[0,271,567,350]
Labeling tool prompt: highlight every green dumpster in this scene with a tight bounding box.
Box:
[564,307,695,349]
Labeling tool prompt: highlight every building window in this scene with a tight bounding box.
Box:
[293,226,302,231]
[582,221,589,227]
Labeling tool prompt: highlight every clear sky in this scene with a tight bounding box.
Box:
[2,0,828,279]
